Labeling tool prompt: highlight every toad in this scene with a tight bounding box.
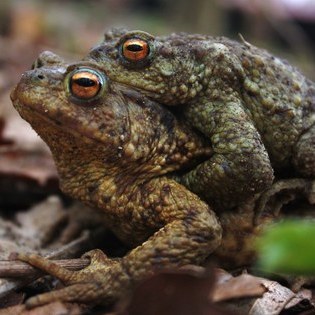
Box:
[87,29,315,210]
[11,51,222,306]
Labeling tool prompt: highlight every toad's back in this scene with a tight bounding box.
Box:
[88,30,314,207]
[222,38,315,168]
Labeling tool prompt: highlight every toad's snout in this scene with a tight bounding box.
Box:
[10,66,66,104]
[11,50,68,102]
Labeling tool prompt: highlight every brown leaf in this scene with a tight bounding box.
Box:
[212,272,266,302]
[116,269,235,315]
[0,147,59,209]
[0,147,57,186]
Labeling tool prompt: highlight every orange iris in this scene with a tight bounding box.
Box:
[122,39,149,62]
[70,71,102,99]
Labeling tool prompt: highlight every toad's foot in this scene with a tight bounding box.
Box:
[255,178,315,225]
[17,249,129,307]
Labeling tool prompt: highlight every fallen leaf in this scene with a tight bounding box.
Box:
[212,273,266,302]
[0,147,57,186]
[116,269,234,315]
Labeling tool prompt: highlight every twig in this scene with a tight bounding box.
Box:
[0,258,90,278]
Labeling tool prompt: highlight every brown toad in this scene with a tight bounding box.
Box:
[86,29,315,210]
[11,51,222,306]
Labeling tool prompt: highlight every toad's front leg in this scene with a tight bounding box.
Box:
[18,177,222,307]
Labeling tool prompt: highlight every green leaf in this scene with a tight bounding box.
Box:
[256,219,315,275]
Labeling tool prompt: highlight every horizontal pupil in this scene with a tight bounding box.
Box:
[74,77,97,87]
[127,44,143,52]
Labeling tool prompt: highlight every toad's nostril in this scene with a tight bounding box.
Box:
[32,59,43,70]
[37,74,44,80]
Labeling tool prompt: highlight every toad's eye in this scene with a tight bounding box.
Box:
[69,70,103,100]
[122,39,149,62]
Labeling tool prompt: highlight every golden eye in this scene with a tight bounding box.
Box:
[70,70,102,100]
[122,39,149,62]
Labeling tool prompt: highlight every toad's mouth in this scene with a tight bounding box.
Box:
[12,99,106,145]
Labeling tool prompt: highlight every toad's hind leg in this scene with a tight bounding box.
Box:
[293,124,315,178]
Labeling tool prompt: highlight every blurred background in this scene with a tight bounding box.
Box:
[0,0,314,147]
[1,0,314,69]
